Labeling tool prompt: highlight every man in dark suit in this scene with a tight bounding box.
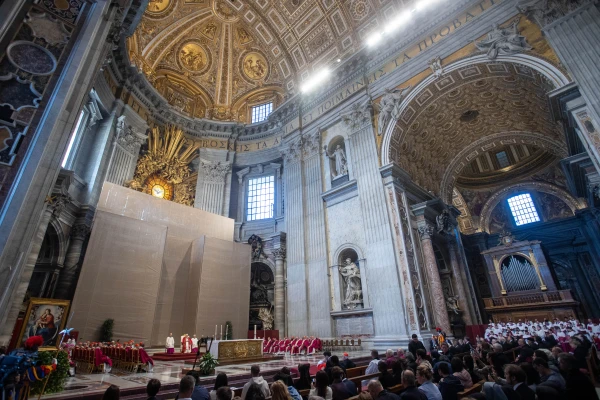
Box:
[501,365,535,400]
[146,378,161,400]
[515,339,534,364]
[408,334,425,357]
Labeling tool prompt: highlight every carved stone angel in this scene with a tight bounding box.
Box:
[436,209,453,235]
[475,18,531,59]
[446,295,460,315]
[341,100,372,132]
[377,87,411,136]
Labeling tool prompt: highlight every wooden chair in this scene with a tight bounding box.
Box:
[458,381,484,399]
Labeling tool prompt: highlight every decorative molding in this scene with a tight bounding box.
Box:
[116,118,147,153]
[272,247,286,260]
[517,0,594,28]
[45,193,73,218]
[377,87,411,136]
[417,224,434,240]
[302,130,321,157]
[341,99,372,132]
[429,56,443,78]
[200,160,231,182]
[280,137,303,164]
[475,18,532,60]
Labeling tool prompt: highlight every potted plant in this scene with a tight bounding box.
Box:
[198,352,219,375]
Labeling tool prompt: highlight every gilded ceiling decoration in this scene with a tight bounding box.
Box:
[128,0,417,122]
[127,125,199,207]
[388,61,565,201]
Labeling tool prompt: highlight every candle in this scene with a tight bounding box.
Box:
[215,325,217,338]
[254,325,257,339]
[221,325,223,339]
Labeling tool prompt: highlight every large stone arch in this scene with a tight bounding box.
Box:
[479,181,586,234]
[438,131,568,203]
[381,54,571,200]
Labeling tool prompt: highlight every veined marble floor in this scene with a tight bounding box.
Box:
[42,350,374,399]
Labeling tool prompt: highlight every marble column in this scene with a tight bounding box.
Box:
[518,1,600,171]
[417,224,451,333]
[272,247,286,332]
[447,238,473,325]
[54,223,90,300]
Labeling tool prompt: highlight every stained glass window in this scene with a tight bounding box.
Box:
[247,175,274,221]
[251,102,273,123]
[508,193,540,226]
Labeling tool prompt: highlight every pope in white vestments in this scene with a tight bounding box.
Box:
[166,333,175,354]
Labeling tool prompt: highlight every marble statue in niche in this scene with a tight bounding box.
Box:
[339,258,363,310]
[475,18,531,60]
[325,142,348,178]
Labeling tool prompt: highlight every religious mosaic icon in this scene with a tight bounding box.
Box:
[243,52,268,80]
[179,43,207,72]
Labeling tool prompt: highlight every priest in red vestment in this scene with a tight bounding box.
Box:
[307,336,319,354]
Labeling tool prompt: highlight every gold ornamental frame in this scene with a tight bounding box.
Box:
[17,297,71,351]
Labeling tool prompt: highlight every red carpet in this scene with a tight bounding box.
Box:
[151,352,203,361]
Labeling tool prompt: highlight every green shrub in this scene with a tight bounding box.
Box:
[30,350,69,395]
[99,319,114,342]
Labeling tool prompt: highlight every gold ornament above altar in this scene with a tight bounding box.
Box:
[127,125,199,206]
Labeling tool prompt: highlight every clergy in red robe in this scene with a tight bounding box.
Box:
[298,336,311,354]
[307,336,319,354]
[263,337,272,353]
[181,334,193,353]
[286,337,298,353]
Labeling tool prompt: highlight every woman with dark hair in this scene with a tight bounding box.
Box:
[520,362,540,391]
[462,355,482,384]
[210,373,229,400]
[294,364,312,390]
[309,370,332,400]
[391,359,406,385]
[246,383,268,400]
[451,357,473,389]
[102,384,120,400]
[377,361,395,389]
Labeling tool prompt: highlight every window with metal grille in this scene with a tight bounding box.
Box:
[507,193,540,226]
[251,102,273,123]
[496,151,510,168]
[247,175,275,221]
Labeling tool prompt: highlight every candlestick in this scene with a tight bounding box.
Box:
[254,325,257,339]
[215,325,217,338]
[221,325,223,340]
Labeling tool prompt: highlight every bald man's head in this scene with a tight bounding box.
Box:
[401,370,416,387]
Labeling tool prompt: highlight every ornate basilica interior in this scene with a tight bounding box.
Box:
[0,0,600,349]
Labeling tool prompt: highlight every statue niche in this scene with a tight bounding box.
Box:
[338,249,363,310]
[249,262,274,330]
[325,136,348,183]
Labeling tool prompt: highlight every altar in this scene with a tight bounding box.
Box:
[208,339,263,360]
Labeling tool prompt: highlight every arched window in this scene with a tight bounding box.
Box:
[507,193,540,226]
[501,255,538,292]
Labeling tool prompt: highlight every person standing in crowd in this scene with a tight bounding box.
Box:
[295,364,312,391]
[409,335,426,357]
[210,373,228,400]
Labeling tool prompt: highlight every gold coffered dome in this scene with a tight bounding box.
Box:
[129,0,287,122]
[128,0,407,122]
